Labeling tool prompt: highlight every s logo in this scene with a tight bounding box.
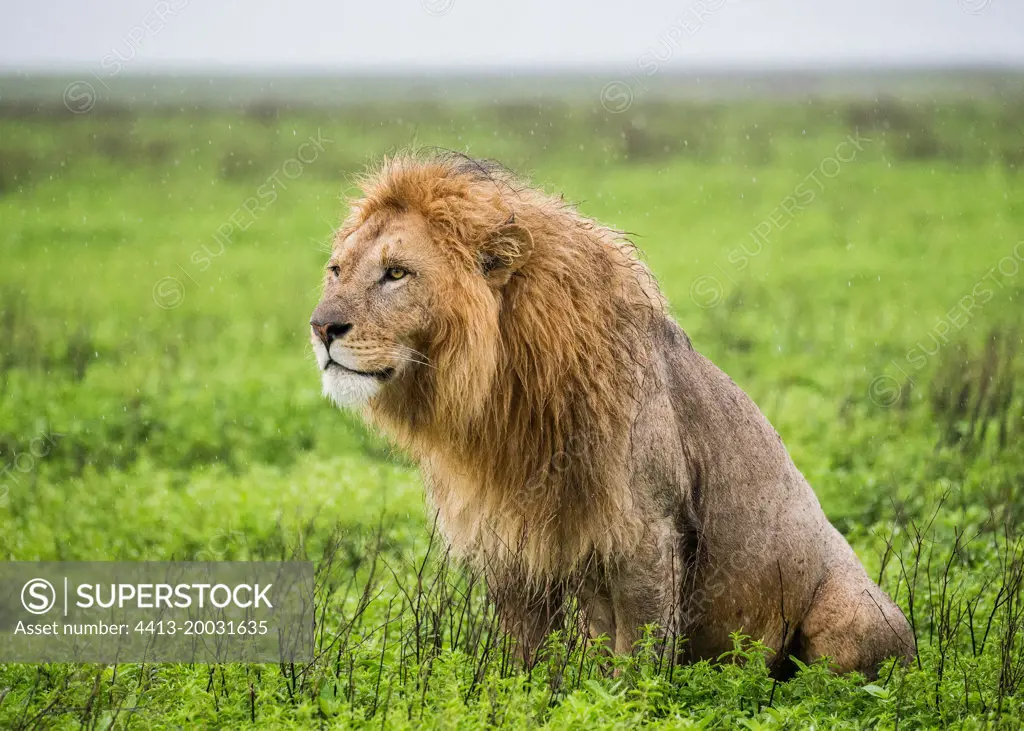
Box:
[21,578,56,615]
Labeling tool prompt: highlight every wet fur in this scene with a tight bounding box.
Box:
[317,151,916,675]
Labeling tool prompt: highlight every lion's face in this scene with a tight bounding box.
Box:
[311,209,452,408]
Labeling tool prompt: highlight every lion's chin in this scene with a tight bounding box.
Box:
[321,365,382,408]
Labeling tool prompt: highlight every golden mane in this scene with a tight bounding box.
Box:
[344,151,668,578]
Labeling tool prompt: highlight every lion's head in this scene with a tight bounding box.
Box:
[311,155,535,415]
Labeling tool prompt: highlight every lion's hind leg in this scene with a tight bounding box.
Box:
[795,566,916,678]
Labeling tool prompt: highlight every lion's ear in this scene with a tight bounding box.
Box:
[479,222,534,287]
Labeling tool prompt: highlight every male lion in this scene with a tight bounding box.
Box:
[310,152,915,677]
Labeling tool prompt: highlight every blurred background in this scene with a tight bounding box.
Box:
[0,1,1022,726]
[3,1,1024,109]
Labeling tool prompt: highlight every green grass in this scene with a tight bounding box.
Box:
[0,93,1022,728]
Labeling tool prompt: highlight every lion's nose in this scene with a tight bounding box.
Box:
[311,319,353,347]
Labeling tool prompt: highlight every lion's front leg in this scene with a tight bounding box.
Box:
[488,574,564,668]
[608,527,686,656]
[577,572,617,649]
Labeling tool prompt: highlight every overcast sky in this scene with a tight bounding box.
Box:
[2,0,1023,73]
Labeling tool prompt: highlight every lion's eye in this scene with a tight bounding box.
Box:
[384,267,408,282]
[328,265,341,278]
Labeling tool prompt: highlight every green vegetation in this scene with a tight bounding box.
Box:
[1,90,1022,728]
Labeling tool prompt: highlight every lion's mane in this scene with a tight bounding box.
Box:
[346,152,669,578]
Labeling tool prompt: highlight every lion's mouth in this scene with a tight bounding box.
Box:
[323,359,395,382]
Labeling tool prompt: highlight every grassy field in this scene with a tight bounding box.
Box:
[1,89,1023,728]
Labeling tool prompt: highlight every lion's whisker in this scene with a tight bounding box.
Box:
[379,344,436,370]
[384,350,438,371]
[395,345,434,364]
